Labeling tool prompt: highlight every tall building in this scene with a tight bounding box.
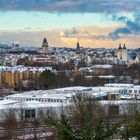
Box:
[12,42,20,48]
[41,38,49,54]
[76,42,80,50]
[117,44,128,62]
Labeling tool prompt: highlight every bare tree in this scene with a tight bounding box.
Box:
[1,108,18,140]
[69,93,104,129]
[120,100,140,140]
[50,93,120,140]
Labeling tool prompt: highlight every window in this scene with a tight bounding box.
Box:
[134,90,137,94]
[31,109,35,118]
[25,110,30,119]
[25,109,36,119]
[129,90,132,93]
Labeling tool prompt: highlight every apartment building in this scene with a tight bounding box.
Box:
[0,66,51,88]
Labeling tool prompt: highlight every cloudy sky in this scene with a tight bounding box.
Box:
[0,0,140,48]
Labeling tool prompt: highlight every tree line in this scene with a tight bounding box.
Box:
[35,70,106,90]
[14,63,140,91]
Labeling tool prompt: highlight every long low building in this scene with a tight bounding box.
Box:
[5,86,127,103]
[0,83,140,121]
[0,100,64,121]
[4,83,140,104]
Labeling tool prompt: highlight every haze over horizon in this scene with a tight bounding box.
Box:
[0,0,140,48]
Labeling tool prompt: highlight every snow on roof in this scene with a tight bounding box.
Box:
[5,86,126,103]
[0,99,18,105]
[54,86,91,91]
[0,100,19,110]
[105,83,134,88]
[0,100,66,110]
[0,65,52,73]
[120,95,134,100]
[6,86,92,100]
[1,84,140,110]
[91,65,113,69]
[92,92,107,98]
[99,100,140,105]
[91,86,125,93]
[99,75,116,79]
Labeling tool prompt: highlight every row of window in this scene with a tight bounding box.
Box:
[7,97,63,103]
[124,94,140,97]
[129,90,140,94]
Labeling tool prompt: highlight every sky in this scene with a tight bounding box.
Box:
[0,0,140,48]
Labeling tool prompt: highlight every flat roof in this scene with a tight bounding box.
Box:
[0,100,66,110]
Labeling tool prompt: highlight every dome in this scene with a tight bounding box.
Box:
[43,38,47,43]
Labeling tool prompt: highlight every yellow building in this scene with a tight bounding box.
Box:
[0,70,42,88]
[1,71,15,88]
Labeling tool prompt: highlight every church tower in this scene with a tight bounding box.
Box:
[117,44,122,60]
[76,42,80,51]
[41,38,49,54]
[117,44,128,62]
[122,44,128,62]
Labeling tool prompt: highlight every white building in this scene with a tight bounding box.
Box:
[0,84,140,121]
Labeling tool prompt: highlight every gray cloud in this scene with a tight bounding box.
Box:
[0,0,140,13]
[108,27,131,40]
[61,27,108,40]
[109,13,140,40]
[61,13,140,41]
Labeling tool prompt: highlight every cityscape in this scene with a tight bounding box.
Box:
[0,0,140,140]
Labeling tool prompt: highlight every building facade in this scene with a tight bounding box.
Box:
[117,44,128,63]
[41,38,49,54]
[0,66,50,89]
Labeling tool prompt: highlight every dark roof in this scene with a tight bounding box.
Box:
[123,44,126,49]
[118,44,122,49]
[43,38,47,43]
